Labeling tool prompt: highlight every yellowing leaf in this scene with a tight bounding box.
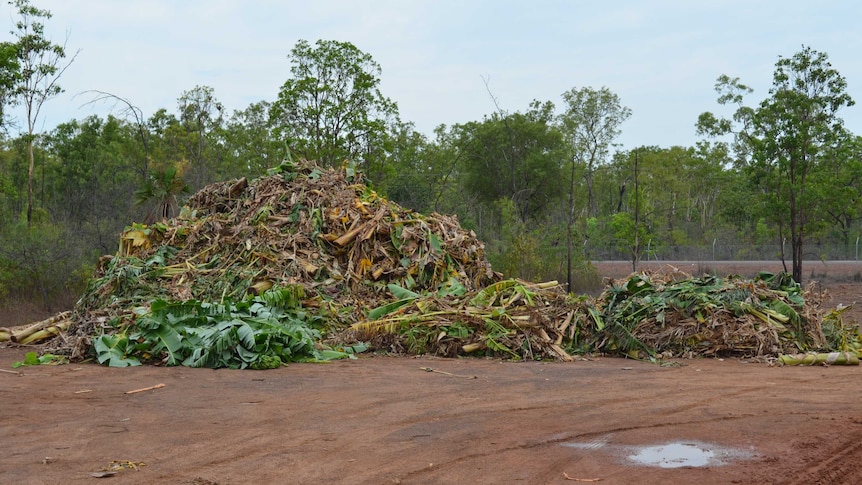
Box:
[123,230,151,248]
[358,257,373,276]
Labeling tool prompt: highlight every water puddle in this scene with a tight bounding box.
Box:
[627,442,717,468]
[562,438,754,468]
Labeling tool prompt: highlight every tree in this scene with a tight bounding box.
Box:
[42,115,141,252]
[698,46,854,282]
[270,39,399,169]
[82,90,152,181]
[817,132,862,248]
[220,100,283,178]
[754,47,854,282]
[8,0,77,225]
[558,87,630,290]
[177,85,224,187]
[382,121,434,212]
[559,87,631,217]
[456,100,566,224]
[0,40,19,131]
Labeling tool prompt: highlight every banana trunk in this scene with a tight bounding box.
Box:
[779,352,859,366]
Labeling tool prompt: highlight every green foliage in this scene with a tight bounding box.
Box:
[816,134,862,245]
[456,101,566,223]
[698,46,855,283]
[559,86,632,217]
[221,101,284,179]
[401,323,434,354]
[94,334,141,367]
[482,319,519,359]
[174,85,232,187]
[609,212,649,262]
[441,321,472,338]
[0,218,87,309]
[379,122,436,212]
[94,287,368,369]
[0,40,19,129]
[485,199,555,281]
[585,271,818,358]
[270,39,399,170]
[12,351,66,367]
[820,306,861,353]
[135,162,191,222]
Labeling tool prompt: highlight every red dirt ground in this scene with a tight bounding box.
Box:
[1,262,861,485]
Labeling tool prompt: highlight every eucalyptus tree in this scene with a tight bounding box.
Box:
[0,40,19,130]
[456,100,566,225]
[177,85,225,187]
[43,115,140,252]
[559,86,631,218]
[557,87,630,290]
[636,145,735,249]
[82,90,153,181]
[818,132,862,248]
[8,0,77,225]
[146,108,180,157]
[381,121,434,212]
[270,39,399,171]
[220,101,283,178]
[698,46,854,282]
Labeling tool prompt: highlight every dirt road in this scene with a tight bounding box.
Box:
[2,347,860,484]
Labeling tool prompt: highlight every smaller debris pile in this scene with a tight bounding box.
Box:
[349,279,579,361]
[583,269,828,359]
[348,267,858,362]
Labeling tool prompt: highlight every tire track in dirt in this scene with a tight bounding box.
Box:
[779,433,862,485]
[397,406,862,485]
[652,385,764,417]
[393,413,757,483]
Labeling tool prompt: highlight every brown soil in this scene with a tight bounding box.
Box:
[2,262,861,484]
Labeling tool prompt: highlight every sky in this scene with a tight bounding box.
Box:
[5,0,862,151]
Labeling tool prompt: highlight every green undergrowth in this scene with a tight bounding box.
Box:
[93,285,367,369]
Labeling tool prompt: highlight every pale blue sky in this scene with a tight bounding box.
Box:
[8,0,862,151]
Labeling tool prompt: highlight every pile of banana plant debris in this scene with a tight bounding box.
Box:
[6,159,860,368]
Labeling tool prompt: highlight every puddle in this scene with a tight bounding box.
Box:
[627,442,717,468]
[562,438,754,468]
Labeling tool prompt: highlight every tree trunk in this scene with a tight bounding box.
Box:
[586,169,594,218]
[790,191,803,284]
[632,151,640,273]
[566,159,575,293]
[792,233,803,284]
[27,137,35,226]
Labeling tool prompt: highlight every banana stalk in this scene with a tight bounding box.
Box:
[461,342,485,353]
[9,311,72,343]
[778,352,859,366]
[17,321,71,345]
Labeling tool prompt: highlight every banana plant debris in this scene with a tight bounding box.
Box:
[11,159,861,367]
